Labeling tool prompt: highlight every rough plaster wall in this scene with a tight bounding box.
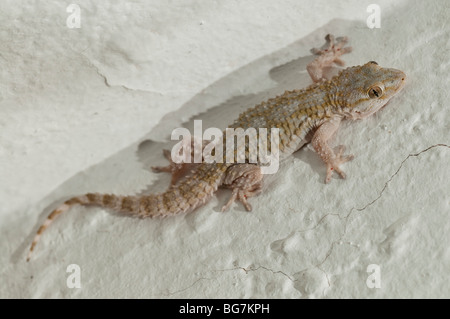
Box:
[0,0,448,298]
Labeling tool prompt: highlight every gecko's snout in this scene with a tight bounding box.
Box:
[398,70,406,90]
[389,68,406,93]
[399,70,406,82]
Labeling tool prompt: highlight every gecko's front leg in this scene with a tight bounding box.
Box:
[312,116,354,183]
[307,34,352,82]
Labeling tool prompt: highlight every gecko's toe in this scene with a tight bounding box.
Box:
[222,189,256,212]
[238,192,253,211]
[162,149,172,160]
[344,154,355,162]
[326,167,346,183]
[152,149,177,173]
[340,47,353,55]
[335,36,349,46]
[311,47,323,55]
[325,169,333,183]
[221,203,231,213]
[335,167,347,179]
[325,34,335,47]
[335,145,346,154]
[325,156,350,183]
[335,145,354,163]
[334,58,346,67]
[151,165,172,173]
[222,189,238,212]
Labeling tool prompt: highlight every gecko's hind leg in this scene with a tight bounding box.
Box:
[152,138,208,185]
[151,149,192,185]
[307,34,353,82]
[221,164,263,212]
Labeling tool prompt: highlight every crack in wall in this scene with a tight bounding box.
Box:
[156,264,295,297]
[307,143,449,289]
[353,143,450,213]
[243,265,295,282]
[268,143,449,295]
[214,264,295,282]
[157,277,214,297]
[152,144,448,297]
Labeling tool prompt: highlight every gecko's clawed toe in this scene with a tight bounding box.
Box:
[152,149,176,173]
[311,47,323,55]
[335,145,354,162]
[325,164,347,183]
[325,34,335,47]
[221,189,238,212]
[221,188,258,212]
[335,36,348,47]
[324,146,355,183]
[151,165,171,173]
[239,192,253,212]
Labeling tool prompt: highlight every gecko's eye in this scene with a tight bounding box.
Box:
[368,85,383,98]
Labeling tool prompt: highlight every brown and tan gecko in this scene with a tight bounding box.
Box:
[27,34,406,261]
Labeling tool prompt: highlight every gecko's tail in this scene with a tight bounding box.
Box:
[27,194,135,262]
[27,163,228,262]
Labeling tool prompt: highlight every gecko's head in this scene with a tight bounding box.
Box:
[335,61,406,119]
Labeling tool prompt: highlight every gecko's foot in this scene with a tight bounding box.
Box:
[151,149,181,172]
[311,34,352,58]
[151,149,191,185]
[152,149,175,172]
[221,188,261,212]
[152,138,208,185]
[325,145,354,183]
[307,34,353,82]
[221,164,263,212]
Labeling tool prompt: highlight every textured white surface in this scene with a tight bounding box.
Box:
[1,0,449,298]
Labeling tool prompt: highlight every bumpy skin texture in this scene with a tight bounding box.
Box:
[27,35,406,261]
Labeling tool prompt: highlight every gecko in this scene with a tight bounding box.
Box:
[27,34,406,261]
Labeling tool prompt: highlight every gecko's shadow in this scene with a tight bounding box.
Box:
[16,19,356,263]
